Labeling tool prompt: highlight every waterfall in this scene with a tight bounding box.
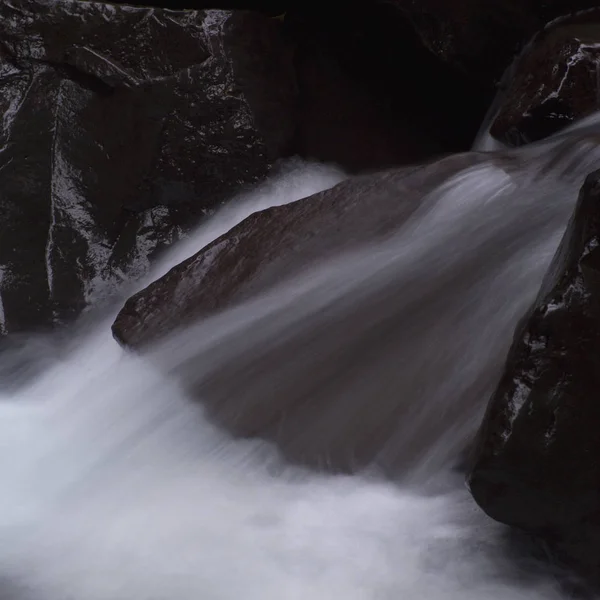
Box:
[1,126,599,599]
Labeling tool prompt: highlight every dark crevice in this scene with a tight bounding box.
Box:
[52,62,116,96]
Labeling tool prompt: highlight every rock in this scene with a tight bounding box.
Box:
[106,1,492,164]
[113,153,492,348]
[283,3,486,169]
[113,152,516,474]
[385,0,600,89]
[101,0,287,12]
[0,0,296,335]
[491,18,600,146]
[467,168,600,580]
[105,0,600,94]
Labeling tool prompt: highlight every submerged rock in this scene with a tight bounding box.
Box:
[468,168,600,580]
[491,18,600,146]
[0,0,296,335]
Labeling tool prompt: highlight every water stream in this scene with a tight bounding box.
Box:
[1,127,599,598]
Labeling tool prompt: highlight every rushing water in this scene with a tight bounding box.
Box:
[1,129,600,599]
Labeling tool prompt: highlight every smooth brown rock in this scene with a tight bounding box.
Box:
[113,154,492,349]
[112,152,523,475]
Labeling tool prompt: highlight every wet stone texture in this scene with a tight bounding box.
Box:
[468,169,600,582]
[0,0,296,335]
[112,153,492,349]
[491,17,600,146]
[97,0,600,93]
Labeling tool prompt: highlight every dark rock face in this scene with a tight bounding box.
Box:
[103,0,600,94]
[102,1,492,164]
[491,18,600,146]
[0,0,296,335]
[386,0,600,89]
[468,169,600,580]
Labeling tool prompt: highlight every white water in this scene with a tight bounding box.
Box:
[0,141,599,599]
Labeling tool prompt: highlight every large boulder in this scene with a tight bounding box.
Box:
[112,152,538,474]
[283,3,485,168]
[491,16,600,146]
[99,0,287,12]
[0,0,296,335]
[468,168,600,580]
[113,153,492,348]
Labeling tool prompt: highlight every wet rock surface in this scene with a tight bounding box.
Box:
[104,0,600,92]
[0,0,296,335]
[113,153,491,349]
[5,0,599,340]
[112,153,519,474]
[468,168,600,581]
[491,18,600,146]
[102,1,494,164]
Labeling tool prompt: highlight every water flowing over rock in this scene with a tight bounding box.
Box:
[112,153,491,349]
[0,0,296,335]
[491,17,600,146]
[113,149,590,475]
[468,168,600,581]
